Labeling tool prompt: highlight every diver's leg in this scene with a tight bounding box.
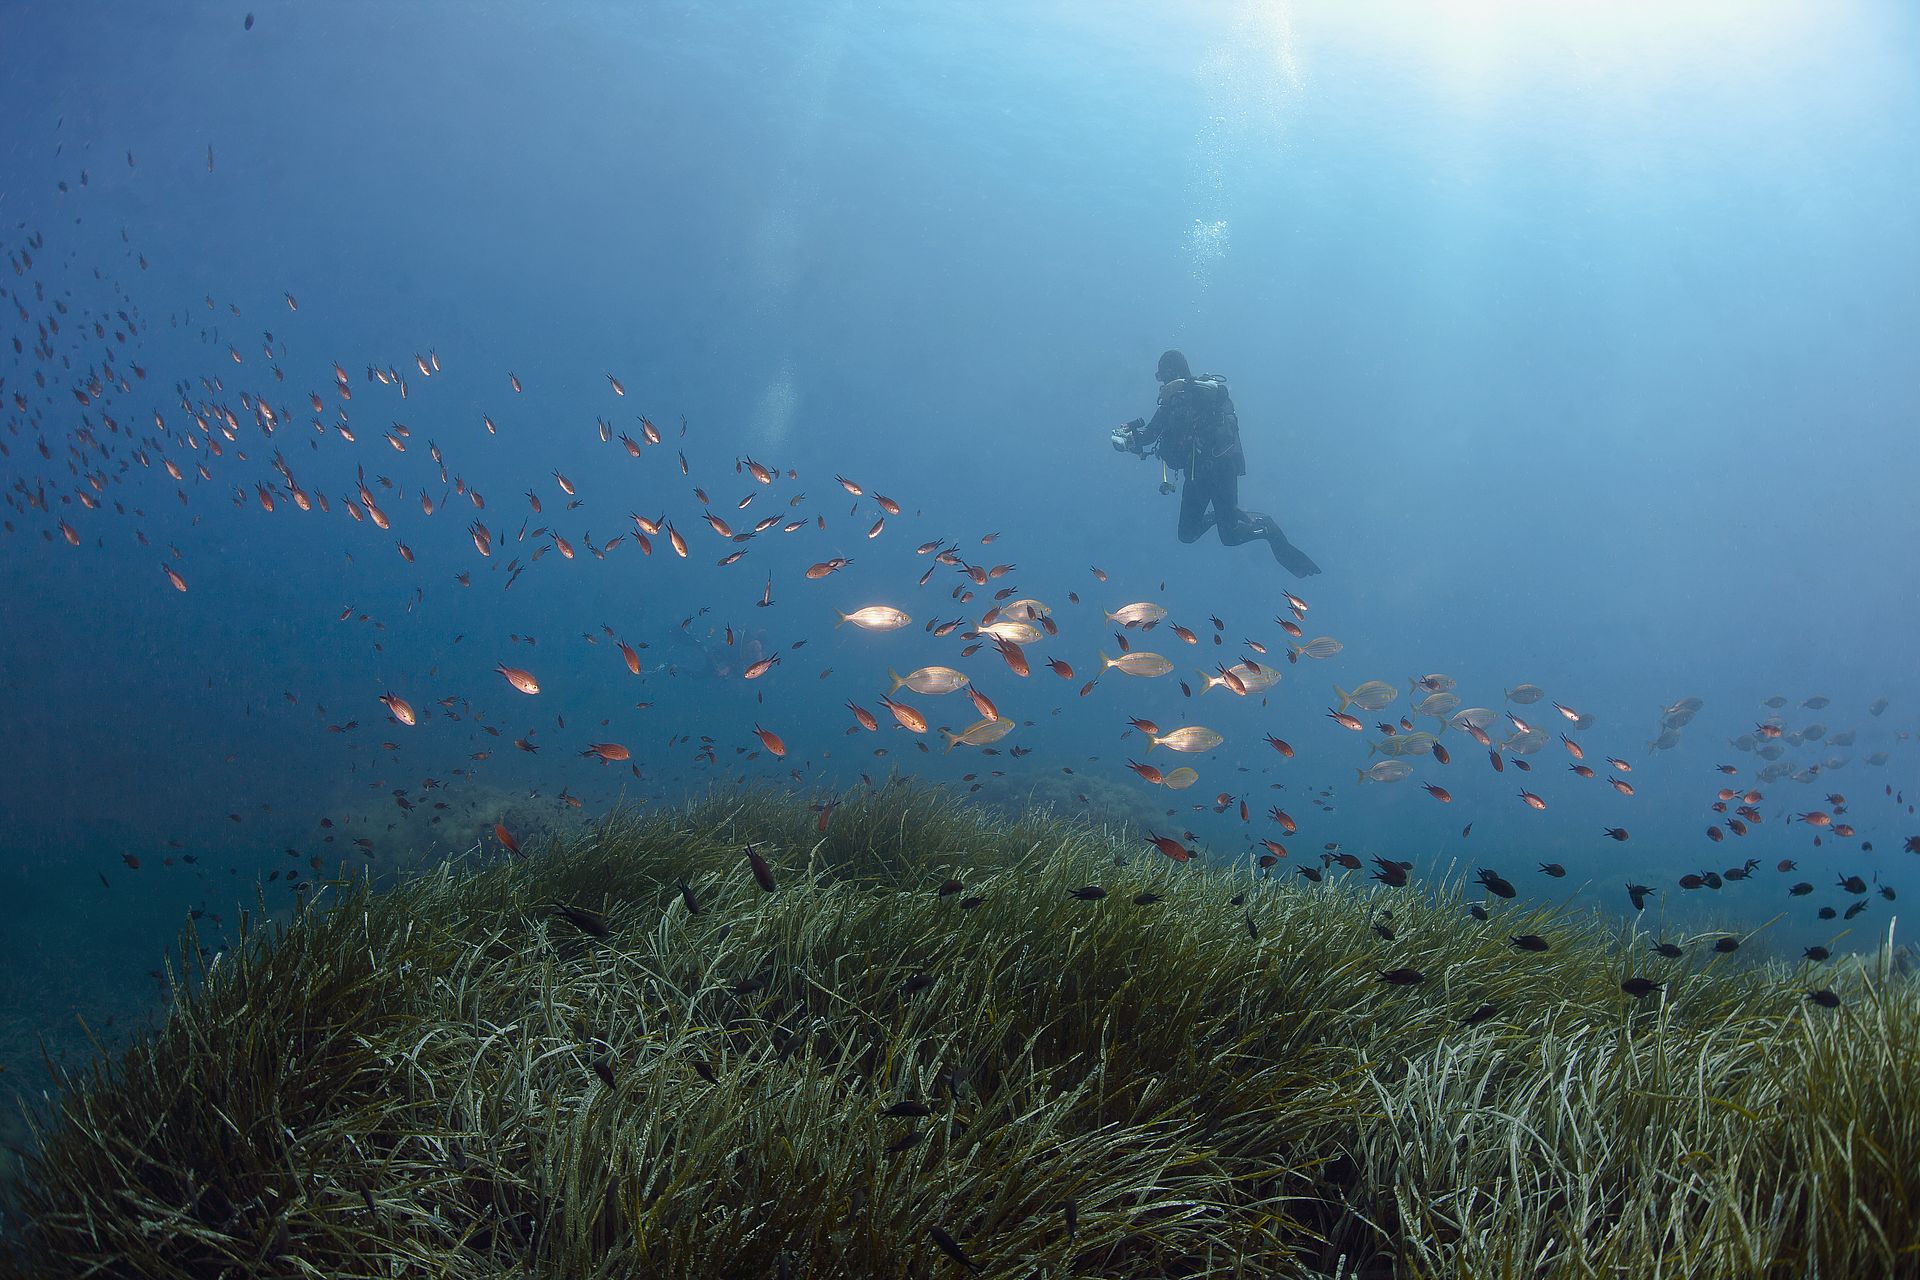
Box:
[1176,478,1215,544]
[1210,471,1263,546]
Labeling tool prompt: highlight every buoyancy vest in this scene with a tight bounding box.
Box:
[1160,374,1244,477]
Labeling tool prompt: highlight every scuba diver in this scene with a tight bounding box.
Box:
[1111,349,1321,578]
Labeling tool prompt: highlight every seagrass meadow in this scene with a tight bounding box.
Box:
[2,784,1916,1279]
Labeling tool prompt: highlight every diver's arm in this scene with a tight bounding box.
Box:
[1135,401,1174,451]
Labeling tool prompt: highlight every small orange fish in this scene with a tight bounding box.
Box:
[846,701,879,732]
[494,822,521,857]
[1147,832,1191,863]
[806,558,853,579]
[1325,708,1363,731]
[161,564,187,592]
[753,725,788,757]
[618,641,642,675]
[378,693,416,726]
[1423,783,1452,802]
[1519,790,1546,810]
[582,743,630,763]
[607,373,625,395]
[878,695,927,733]
[497,664,540,695]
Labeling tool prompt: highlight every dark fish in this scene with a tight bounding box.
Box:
[959,895,986,909]
[1652,942,1685,959]
[1845,900,1869,919]
[1133,891,1164,905]
[1602,827,1629,842]
[1296,866,1323,883]
[881,1100,932,1118]
[244,11,254,29]
[678,880,701,914]
[887,1130,924,1154]
[1712,937,1741,953]
[553,902,610,939]
[1837,874,1867,894]
[1803,946,1831,962]
[1461,1002,1498,1026]
[1379,967,1425,985]
[1805,989,1841,1009]
[1620,977,1663,999]
[1789,882,1814,897]
[1510,934,1550,952]
[1062,1198,1077,1238]
[928,1225,981,1272]
[1475,868,1516,899]
[1538,862,1566,877]
[937,878,964,897]
[1468,904,1489,921]
[746,844,776,892]
[1069,885,1106,900]
[591,1053,616,1088]
[1371,857,1411,887]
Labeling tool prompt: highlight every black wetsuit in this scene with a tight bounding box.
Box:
[1133,375,1321,576]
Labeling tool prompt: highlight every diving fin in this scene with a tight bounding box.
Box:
[1267,529,1321,578]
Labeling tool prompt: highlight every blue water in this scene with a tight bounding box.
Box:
[3,0,1918,1096]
